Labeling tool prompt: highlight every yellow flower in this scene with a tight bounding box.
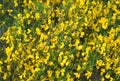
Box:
[0,61,3,65]
[76,45,83,50]
[74,39,80,46]
[26,13,30,18]
[100,17,108,30]
[6,47,11,55]
[80,32,84,38]
[17,13,22,18]
[79,0,85,6]
[115,67,120,75]
[0,4,2,9]
[34,68,40,72]
[14,1,18,7]
[1,9,4,14]
[105,73,110,79]
[48,18,51,25]
[59,42,64,48]
[96,60,105,69]
[106,63,111,70]
[74,73,80,78]
[66,61,70,66]
[85,71,92,79]
[110,77,114,81]
[61,68,65,76]
[77,65,81,71]
[100,68,105,75]
[17,27,22,35]
[36,27,41,35]
[3,73,7,80]
[7,65,11,71]
[7,9,13,13]
[47,70,52,77]
[60,58,67,67]
[0,66,2,73]
[55,70,60,78]
[49,61,54,66]
[102,77,105,81]
[35,12,40,20]
[97,34,103,42]
[100,43,107,54]
[86,47,91,54]
[27,29,31,34]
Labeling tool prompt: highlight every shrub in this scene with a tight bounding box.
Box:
[0,0,120,81]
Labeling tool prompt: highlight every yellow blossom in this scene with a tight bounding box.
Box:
[85,71,92,79]
[74,73,80,78]
[100,68,105,75]
[34,68,40,72]
[26,13,30,18]
[77,65,81,71]
[76,45,83,50]
[7,9,13,13]
[80,32,85,38]
[36,27,41,35]
[61,68,65,76]
[35,12,40,20]
[59,42,64,48]
[100,17,108,30]
[7,65,11,71]
[3,73,7,80]
[14,1,18,7]
[0,66,2,73]
[105,73,110,79]
[0,4,2,9]
[96,60,105,69]
[17,27,22,35]
[55,71,60,78]
[0,61,3,65]
[97,34,103,42]
[47,70,53,77]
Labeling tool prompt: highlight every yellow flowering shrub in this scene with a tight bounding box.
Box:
[0,0,120,81]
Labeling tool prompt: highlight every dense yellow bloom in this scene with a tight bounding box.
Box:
[0,0,120,80]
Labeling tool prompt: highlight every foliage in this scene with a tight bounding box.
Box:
[0,0,120,81]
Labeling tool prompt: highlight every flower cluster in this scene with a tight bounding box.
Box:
[0,0,120,81]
